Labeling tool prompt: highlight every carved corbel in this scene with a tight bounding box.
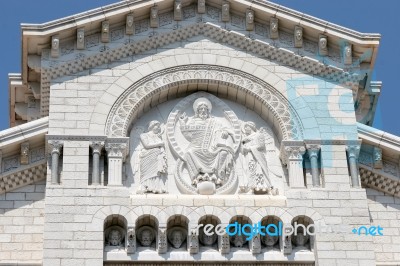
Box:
[51,35,60,58]
[221,1,230,22]
[157,228,168,254]
[294,25,303,48]
[150,7,159,28]
[373,146,382,169]
[20,142,30,165]
[318,34,328,56]
[105,138,129,186]
[126,14,135,35]
[126,227,136,254]
[343,43,352,65]
[270,18,279,39]
[174,0,183,21]
[245,9,254,31]
[77,28,85,50]
[282,141,306,188]
[101,21,110,43]
[198,0,206,14]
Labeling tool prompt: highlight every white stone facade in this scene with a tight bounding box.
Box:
[1,0,399,266]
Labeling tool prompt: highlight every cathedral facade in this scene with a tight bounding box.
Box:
[1,0,399,265]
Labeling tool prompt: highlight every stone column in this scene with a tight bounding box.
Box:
[347,142,361,188]
[282,141,306,188]
[126,227,136,254]
[105,138,129,186]
[306,144,321,187]
[48,140,63,184]
[90,141,104,186]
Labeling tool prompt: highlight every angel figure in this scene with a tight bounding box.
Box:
[240,121,273,194]
[139,120,167,193]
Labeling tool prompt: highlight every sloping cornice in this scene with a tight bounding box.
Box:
[357,122,400,154]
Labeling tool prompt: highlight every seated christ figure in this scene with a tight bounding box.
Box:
[179,98,235,187]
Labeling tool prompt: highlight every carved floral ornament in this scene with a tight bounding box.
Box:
[105,65,304,142]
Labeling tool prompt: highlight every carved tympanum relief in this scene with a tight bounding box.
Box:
[128,92,284,195]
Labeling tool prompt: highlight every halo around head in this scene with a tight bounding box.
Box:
[193,98,212,113]
[241,121,257,134]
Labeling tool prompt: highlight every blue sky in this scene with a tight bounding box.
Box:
[1,0,399,135]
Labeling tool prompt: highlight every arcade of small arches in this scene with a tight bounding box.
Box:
[100,209,317,258]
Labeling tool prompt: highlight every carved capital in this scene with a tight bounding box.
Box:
[90,141,104,155]
[285,146,306,160]
[346,142,361,159]
[48,140,63,155]
[306,144,320,159]
[105,138,129,160]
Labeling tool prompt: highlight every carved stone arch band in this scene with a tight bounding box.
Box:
[105,65,304,141]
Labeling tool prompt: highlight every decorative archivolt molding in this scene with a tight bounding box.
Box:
[105,65,304,141]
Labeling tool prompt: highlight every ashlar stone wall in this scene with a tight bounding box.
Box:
[0,180,46,265]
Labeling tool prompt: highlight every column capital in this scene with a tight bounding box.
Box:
[90,141,105,154]
[105,138,129,160]
[346,140,362,159]
[306,144,320,159]
[48,140,63,155]
[281,141,306,163]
